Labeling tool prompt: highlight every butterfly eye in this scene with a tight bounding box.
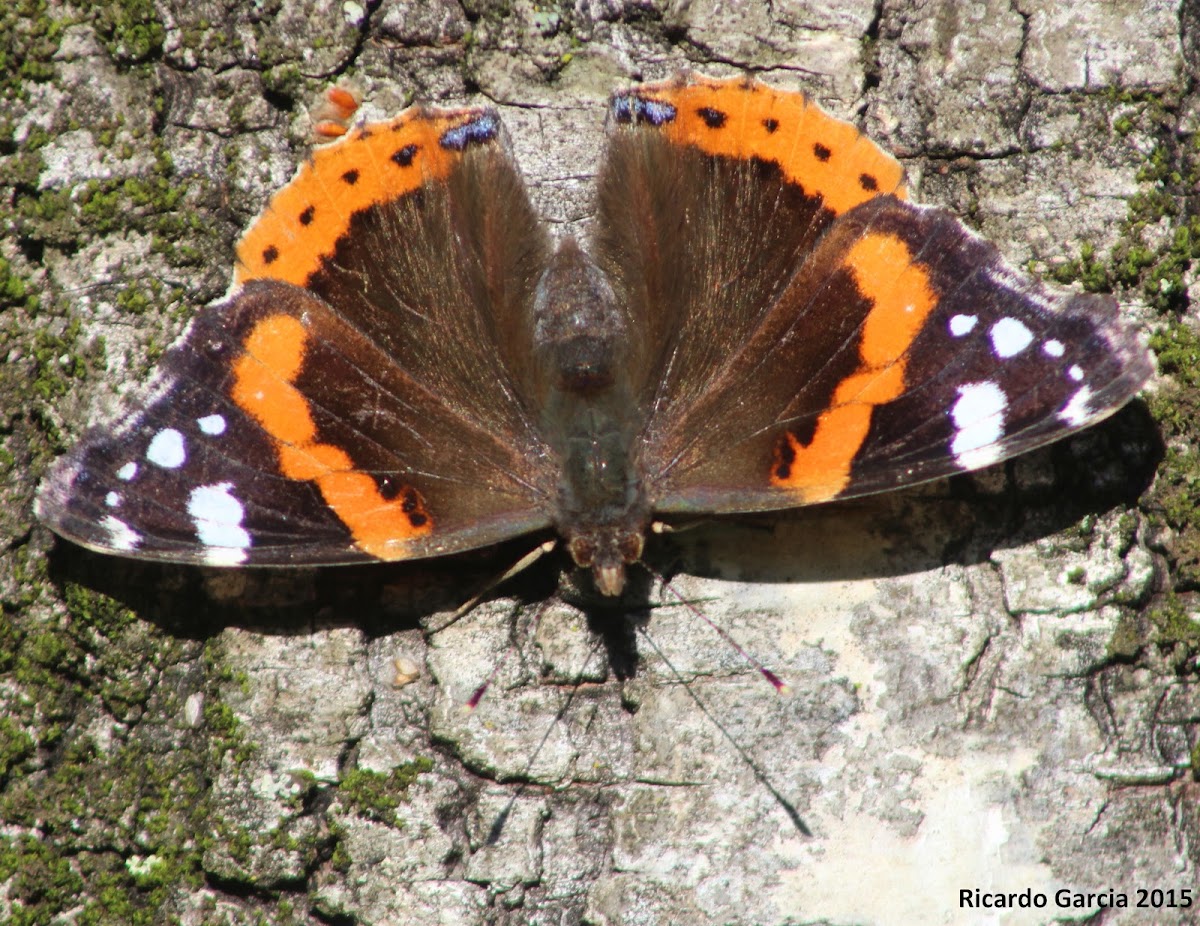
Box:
[567,536,596,568]
[618,532,644,565]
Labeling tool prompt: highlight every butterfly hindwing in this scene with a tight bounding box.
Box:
[37,107,558,566]
[596,74,909,425]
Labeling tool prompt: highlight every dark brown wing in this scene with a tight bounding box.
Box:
[37,106,558,565]
[592,75,1151,516]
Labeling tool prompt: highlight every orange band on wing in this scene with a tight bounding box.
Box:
[771,232,936,501]
[235,107,493,289]
[629,76,906,216]
[230,314,432,557]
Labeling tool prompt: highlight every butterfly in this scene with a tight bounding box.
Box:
[35,74,1154,597]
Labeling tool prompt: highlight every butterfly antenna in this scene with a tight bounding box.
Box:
[637,625,810,836]
[658,578,790,694]
[651,519,710,535]
[483,638,606,844]
[465,597,555,711]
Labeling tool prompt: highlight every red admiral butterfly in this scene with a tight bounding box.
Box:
[35,75,1154,595]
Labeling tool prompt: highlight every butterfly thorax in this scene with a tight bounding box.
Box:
[533,238,649,596]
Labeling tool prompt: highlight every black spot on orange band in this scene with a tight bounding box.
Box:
[392,144,418,167]
[770,232,936,502]
[299,206,314,225]
[262,245,279,264]
[230,313,434,557]
[401,488,428,527]
[342,169,360,185]
[610,76,906,218]
[859,173,878,191]
[773,434,796,479]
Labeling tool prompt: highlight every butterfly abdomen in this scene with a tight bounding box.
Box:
[532,238,650,595]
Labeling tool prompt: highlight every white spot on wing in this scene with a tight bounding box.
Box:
[1068,364,1084,382]
[146,429,186,469]
[104,492,120,508]
[198,414,226,436]
[1059,386,1094,426]
[101,515,141,551]
[1043,339,1065,358]
[187,482,250,564]
[989,318,1033,358]
[948,314,978,337]
[116,462,138,481]
[951,381,1008,470]
[203,546,249,567]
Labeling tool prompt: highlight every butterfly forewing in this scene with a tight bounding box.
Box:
[833,200,1152,495]
[36,297,366,565]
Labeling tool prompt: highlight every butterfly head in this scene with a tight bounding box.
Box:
[566,526,645,597]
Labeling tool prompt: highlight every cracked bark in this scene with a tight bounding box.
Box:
[1,1,1194,925]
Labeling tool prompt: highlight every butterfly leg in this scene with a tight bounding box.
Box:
[450,539,559,620]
